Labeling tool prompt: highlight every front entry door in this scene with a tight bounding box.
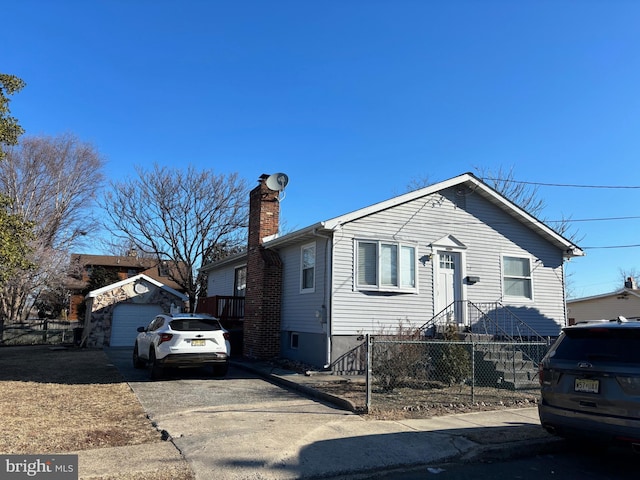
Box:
[434,251,463,324]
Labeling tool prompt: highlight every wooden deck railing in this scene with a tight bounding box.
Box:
[195,295,245,321]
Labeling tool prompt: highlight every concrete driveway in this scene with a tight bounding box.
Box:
[105,348,373,479]
[106,348,529,480]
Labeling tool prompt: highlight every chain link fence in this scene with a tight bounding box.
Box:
[365,335,550,413]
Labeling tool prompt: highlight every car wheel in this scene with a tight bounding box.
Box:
[212,363,228,377]
[133,343,145,369]
[148,349,163,380]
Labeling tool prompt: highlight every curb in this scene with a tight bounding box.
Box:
[73,441,193,479]
[231,360,359,412]
[272,373,360,412]
[460,435,568,463]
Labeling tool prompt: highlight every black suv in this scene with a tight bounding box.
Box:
[538,317,640,449]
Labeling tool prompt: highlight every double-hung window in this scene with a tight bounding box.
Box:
[503,256,533,300]
[301,243,315,293]
[356,240,416,291]
[234,266,247,297]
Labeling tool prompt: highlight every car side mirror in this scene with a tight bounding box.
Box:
[137,326,146,333]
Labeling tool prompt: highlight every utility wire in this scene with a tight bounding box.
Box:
[481,177,640,189]
[582,244,640,250]
[479,178,640,248]
[547,216,640,223]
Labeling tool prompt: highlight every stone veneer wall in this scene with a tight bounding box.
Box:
[84,281,183,347]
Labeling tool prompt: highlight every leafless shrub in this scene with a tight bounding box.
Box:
[371,320,427,392]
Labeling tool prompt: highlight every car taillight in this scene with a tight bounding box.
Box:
[539,364,544,385]
[223,332,230,341]
[158,333,173,345]
[617,376,640,395]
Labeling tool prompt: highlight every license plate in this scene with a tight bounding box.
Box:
[575,378,599,393]
[191,339,206,347]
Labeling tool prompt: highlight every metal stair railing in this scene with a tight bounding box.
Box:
[467,301,548,343]
[417,300,550,371]
[417,300,548,343]
[416,301,462,337]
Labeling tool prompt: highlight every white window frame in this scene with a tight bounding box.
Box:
[300,242,316,294]
[502,255,534,301]
[234,266,247,297]
[355,239,417,293]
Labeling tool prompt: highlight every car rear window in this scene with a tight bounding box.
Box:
[169,319,222,331]
[554,328,640,364]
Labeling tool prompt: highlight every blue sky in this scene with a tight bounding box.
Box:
[3,0,639,299]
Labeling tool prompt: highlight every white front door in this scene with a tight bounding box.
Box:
[434,251,463,323]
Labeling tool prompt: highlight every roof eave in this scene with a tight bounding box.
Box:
[86,274,188,301]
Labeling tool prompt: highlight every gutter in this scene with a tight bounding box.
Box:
[313,227,334,370]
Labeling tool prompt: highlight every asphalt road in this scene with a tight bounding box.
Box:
[375,445,638,480]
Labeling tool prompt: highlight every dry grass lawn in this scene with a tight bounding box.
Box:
[0,345,194,480]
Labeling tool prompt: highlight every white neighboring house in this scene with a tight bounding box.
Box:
[567,277,640,324]
[200,172,583,369]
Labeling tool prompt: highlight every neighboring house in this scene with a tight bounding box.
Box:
[200,172,583,369]
[567,277,640,324]
[81,274,187,348]
[66,252,185,321]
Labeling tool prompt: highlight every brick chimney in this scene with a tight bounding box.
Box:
[243,174,283,359]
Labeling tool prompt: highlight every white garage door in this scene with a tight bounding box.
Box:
[110,304,164,347]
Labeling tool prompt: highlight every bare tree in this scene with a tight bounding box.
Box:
[98,237,156,258]
[619,268,639,289]
[404,175,432,193]
[0,134,105,321]
[2,134,105,249]
[474,165,581,243]
[102,164,249,309]
[475,165,546,217]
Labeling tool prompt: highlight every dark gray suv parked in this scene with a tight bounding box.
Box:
[538,317,640,449]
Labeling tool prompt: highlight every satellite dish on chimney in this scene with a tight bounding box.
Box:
[266,173,289,191]
[265,173,289,201]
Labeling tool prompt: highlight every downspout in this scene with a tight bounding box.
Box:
[561,255,569,329]
[314,228,334,370]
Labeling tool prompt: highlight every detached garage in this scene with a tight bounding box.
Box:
[81,274,187,348]
[110,304,164,347]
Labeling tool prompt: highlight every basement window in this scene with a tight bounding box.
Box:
[289,332,299,350]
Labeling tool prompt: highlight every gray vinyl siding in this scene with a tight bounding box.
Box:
[276,238,328,335]
[330,187,567,337]
[206,261,245,297]
[280,331,327,367]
